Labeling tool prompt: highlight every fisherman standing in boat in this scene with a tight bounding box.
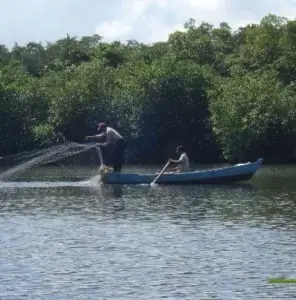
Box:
[85,123,126,173]
[167,145,190,173]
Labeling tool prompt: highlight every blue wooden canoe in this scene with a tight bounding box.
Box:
[100,158,263,185]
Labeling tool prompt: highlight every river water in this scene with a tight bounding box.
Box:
[0,164,296,299]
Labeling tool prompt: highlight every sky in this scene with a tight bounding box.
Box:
[1,0,296,47]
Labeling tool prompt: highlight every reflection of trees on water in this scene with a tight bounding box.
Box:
[196,182,296,227]
[92,183,259,223]
[97,183,257,223]
[104,183,258,223]
[110,185,125,212]
[3,175,296,229]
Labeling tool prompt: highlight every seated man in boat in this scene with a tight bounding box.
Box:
[85,123,126,173]
[167,145,190,173]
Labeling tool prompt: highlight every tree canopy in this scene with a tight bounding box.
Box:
[1,14,296,163]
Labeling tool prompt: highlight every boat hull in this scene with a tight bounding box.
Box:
[100,158,263,185]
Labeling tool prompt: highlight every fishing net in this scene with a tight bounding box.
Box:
[0,142,103,182]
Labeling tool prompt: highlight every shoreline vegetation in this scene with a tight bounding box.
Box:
[1,14,296,164]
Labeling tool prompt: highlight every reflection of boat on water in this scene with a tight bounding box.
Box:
[100,158,263,185]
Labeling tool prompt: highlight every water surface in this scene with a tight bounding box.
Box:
[0,165,296,299]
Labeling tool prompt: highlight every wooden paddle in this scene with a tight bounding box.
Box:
[151,160,171,185]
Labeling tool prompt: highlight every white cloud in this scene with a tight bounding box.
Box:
[95,0,229,42]
[182,0,224,10]
[95,21,132,41]
[2,0,296,47]
[145,21,185,43]
[96,0,165,41]
[95,0,296,43]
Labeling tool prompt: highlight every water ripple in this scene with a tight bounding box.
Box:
[0,166,296,299]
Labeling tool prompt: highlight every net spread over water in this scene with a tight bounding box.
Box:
[0,142,101,181]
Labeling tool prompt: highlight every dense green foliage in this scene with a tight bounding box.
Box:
[1,14,296,163]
